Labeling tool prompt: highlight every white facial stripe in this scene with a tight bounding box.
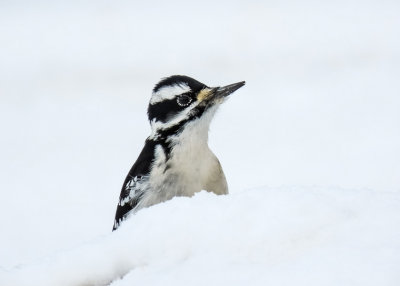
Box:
[150,83,191,104]
[149,101,200,138]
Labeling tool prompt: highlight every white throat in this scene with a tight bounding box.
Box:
[167,105,219,148]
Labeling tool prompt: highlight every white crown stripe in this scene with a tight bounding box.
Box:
[150,84,191,104]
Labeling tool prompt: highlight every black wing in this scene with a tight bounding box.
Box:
[112,140,156,231]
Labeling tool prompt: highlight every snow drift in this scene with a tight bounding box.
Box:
[2,186,399,286]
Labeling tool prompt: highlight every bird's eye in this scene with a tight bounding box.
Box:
[177,94,192,107]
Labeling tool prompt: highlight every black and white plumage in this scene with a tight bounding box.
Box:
[112,75,245,230]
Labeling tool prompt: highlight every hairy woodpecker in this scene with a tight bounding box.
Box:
[112,75,245,230]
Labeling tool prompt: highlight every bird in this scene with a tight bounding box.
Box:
[112,75,245,230]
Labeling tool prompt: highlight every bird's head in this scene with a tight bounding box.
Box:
[147,75,245,140]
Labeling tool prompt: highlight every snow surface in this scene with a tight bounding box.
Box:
[1,0,400,285]
[2,187,400,286]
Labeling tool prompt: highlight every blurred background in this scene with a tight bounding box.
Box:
[0,0,399,268]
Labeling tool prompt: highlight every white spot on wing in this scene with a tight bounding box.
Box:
[119,175,147,207]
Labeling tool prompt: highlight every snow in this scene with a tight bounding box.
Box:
[3,187,400,286]
[1,0,400,285]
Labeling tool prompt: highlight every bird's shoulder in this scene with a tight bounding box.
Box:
[113,139,158,230]
[119,139,157,202]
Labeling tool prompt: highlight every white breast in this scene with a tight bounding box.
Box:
[138,106,228,209]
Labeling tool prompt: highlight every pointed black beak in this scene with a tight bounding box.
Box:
[213,81,246,98]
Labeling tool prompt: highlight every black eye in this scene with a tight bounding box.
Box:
[177,94,192,107]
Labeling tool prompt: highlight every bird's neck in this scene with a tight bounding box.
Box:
[150,105,218,148]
